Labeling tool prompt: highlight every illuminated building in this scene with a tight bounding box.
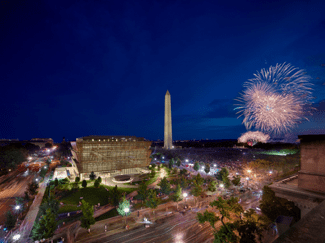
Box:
[74,136,152,180]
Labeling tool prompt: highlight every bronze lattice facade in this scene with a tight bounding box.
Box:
[76,136,152,176]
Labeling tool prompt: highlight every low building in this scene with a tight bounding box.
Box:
[74,136,152,180]
[30,138,54,148]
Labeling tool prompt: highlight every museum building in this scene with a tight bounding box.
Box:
[73,136,152,180]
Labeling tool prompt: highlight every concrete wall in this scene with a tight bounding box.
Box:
[299,138,325,193]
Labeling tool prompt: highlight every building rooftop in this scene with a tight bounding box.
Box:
[76,135,148,142]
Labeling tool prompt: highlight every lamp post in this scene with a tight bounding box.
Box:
[183,192,188,208]
[246,177,249,187]
[124,207,130,227]
[12,234,21,241]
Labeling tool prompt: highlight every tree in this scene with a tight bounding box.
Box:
[180,176,189,189]
[198,197,243,243]
[176,158,181,167]
[46,158,51,166]
[193,173,204,186]
[97,176,102,184]
[151,164,156,169]
[237,209,264,243]
[117,196,131,217]
[168,158,174,169]
[194,161,200,171]
[231,175,241,187]
[32,209,57,241]
[45,143,53,148]
[260,186,300,223]
[80,200,96,232]
[75,177,80,183]
[0,145,26,170]
[24,191,30,201]
[94,179,100,188]
[216,167,229,181]
[158,177,171,195]
[82,180,87,188]
[216,167,231,188]
[5,211,16,230]
[204,163,210,174]
[180,168,188,176]
[39,195,60,216]
[89,171,96,180]
[150,169,156,178]
[145,189,159,209]
[109,185,122,206]
[27,181,39,195]
[157,164,161,171]
[198,197,265,243]
[39,167,47,178]
[137,183,148,203]
[208,180,217,192]
[173,184,182,202]
[54,178,59,187]
[172,167,178,175]
[191,182,203,197]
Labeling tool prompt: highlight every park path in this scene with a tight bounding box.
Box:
[18,176,49,242]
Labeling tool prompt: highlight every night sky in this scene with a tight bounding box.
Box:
[1,0,325,143]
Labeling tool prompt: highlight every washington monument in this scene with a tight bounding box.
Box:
[164,90,173,149]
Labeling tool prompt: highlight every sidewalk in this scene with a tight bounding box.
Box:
[19,176,49,242]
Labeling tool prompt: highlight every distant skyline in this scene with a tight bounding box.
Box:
[1,0,325,143]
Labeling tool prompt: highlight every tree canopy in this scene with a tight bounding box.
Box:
[80,200,96,230]
[32,208,57,241]
[158,177,171,195]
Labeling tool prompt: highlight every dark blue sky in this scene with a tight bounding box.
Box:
[1,0,325,142]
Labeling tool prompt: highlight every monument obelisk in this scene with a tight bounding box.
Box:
[164,90,173,149]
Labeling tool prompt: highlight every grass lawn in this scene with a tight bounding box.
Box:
[95,208,119,221]
[58,204,80,214]
[59,185,136,206]
[145,172,160,186]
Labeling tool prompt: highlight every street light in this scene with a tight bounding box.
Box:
[214,164,216,167]
[220,184,224,188]
[124,207,130,227]
[15,205,20,210]
[12,234,20,241]
[185,159,189,162]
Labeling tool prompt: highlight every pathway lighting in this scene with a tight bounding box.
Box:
[13,234,20,241]
[124,207,130,226]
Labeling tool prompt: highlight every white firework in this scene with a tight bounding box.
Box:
[235,63,314,134]
[238,131,270,144]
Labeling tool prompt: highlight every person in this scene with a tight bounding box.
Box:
[104,224,107,232]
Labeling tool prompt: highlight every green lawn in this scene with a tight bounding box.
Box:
[59,185,136,206]
[58,204,80,214]
[145,172,160,186]
[95,208,119,221]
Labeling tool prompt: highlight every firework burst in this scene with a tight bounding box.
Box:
[238,131,270,145]
[235,63,314,134]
